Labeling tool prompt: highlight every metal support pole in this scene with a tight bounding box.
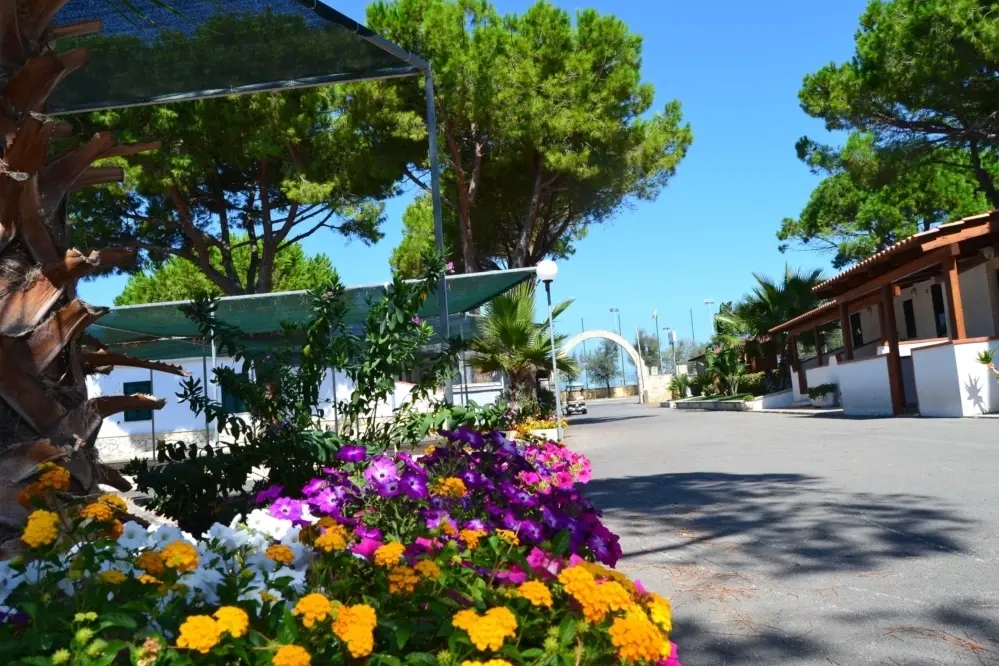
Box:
[689,308,696,343]
[149,368,156,454]
[425,71,453,405]
[654,313,664,374]
[332,371,339,433]
[201,338,210,445]
[210,335,218,446]
[545,281,564,441]
[616,311,626,390]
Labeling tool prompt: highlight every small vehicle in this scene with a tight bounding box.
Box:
[564,384,587,415]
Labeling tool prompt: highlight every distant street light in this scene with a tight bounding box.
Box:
[704,298,716,340]
[537,260,563,442]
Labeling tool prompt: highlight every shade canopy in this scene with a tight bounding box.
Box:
[51,0,427,114]
[87,268,535,360]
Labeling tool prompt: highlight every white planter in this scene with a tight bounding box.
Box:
[529,428,559,441]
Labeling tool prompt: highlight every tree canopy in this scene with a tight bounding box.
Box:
[584,341,619,392]
[787,0,999,266]
[115,240,335,305]
[67,11,421,295]
[368,0,692,273]
[779,135,989,267]
[633,328,662,373]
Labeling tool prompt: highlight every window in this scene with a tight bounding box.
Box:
[849,312,864,350]
[930,283,947,337]
[902,300,917,340]
[122,380,153,422]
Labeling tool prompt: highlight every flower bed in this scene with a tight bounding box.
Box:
[1,433,682,666]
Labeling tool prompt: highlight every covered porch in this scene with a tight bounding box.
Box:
[771,211,999,417]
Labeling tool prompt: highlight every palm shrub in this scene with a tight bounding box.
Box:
[706,344,747,396]
[715,266,824,390]
[669,373,691,399]
[469,282,577,409]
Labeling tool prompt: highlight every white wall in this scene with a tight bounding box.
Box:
[837,356,894,416]
[791,370,802,402]
[805,358,838,392]
[958,263,995,338]
[911,341,999,417]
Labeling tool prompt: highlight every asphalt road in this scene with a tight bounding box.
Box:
[565,399,999,666]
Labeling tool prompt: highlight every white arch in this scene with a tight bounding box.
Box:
[561,329,646,395]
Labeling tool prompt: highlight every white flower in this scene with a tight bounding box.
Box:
[183,567,224,604]
[245,509,292,541]
[147,524,187,548]
[203,522,247,550]
[117,521,148,551]
[57,578,76,598]
[271,566,306,593]
[0,563,23,605]
[98,560,135,577]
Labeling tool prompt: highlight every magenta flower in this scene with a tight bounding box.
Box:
[355,524,383,541]
[373,477,401,499]
[400,472,429,500]
[446,261,455,273]
[337,445,367,462]
[254,484,284,505]
[364,455,399,486]
[301,478,328,496]
[352,537,383,559]
[657,642,684,666]
[269,497,303,522]
[411,316,422,325]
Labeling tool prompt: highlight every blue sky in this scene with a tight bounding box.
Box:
[78,0,868,360]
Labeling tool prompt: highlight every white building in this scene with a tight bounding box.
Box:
[772,212,999,417]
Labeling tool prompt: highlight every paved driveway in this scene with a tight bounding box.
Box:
[566,400,999,665]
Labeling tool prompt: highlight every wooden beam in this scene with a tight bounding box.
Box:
[50,18,102,40]
[840,302,854,361]
[920,221,994,252]
[880,284,905,416]
[836,247,956,305]
[814,326,823,367]
[943,254,967,340]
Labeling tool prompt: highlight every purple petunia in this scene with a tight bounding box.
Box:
[411,316,422,325]
[518,519,544,544]
[337,445,368,463]
[269,497,303,522]
[364,455,399,486]
[587,523,622,566]
[301,478,328,497]
[400,472,429,500]
[254,484,284,505]
[463,518,488,532]
[308,488,339,514]
[373,477,401,499]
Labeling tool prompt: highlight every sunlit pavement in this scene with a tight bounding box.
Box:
[566,402,999,665]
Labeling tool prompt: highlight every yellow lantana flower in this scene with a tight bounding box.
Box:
[608,610,668,662]
[80,502,114,523]
[516,581,553,608]
[373,541,405,567]
[161,541,198,572]
[136,551,166,576]
[176,615,222,654]
[213,606,249,638]
[266,544,295,565]
[99,570,126,585]
[332,604,377,658]
[388,565,419,594]
[21,509,60,548]
[293,593,333,628]
[451,607,517,651]
[273,644,311,666]
[414,559,441,581]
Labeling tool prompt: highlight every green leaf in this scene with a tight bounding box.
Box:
[395,624,411,650]
[404,653,439,666]
[550,529,571,556]
[99,612,138,630]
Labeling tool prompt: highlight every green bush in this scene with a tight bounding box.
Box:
[740,372,766,396]
[807,383,837,399]
[669,373,691,399]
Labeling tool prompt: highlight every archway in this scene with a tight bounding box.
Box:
[561,330,646,400]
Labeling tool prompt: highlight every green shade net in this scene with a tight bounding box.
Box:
[88,268,536,360]
[50,0,421,113]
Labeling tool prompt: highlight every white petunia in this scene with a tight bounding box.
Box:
[117,521,148,551]
[147,524,186,548]
[271,566,306,593]
[245,509,293,541]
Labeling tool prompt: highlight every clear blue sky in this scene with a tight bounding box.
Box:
[78,0,868,352]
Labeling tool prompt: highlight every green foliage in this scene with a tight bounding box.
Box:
[668,373,690,399]
[362,0,692,271]
[663,338,704,375]
[468,282,576,404]
[797,0,999,213]
[633,328,662,372]
[389,195,437,279]
[430,400,517,432]
[584,341,619,392]
[125,251,457,532]
[807,383,837,399]
[714,266,824,390]
[705,345,747,396]
[739,372,766,397]
[779,134,989,268]
[67,11,421,295]
[689,372,715,398]
[114,238,335,305]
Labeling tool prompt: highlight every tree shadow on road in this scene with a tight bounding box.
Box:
[586,472,975,577]
[671,614,830,665]
[566,414,657,427]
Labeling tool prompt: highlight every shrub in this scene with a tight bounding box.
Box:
[668,374,691,399]
[2,433,685,666]
[740,372,766,396]
[807,383,837,399]
[125,250,460,534]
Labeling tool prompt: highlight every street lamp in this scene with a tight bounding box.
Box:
[537,260,564,442]
[609,307,626,389]
[704,298,716,340]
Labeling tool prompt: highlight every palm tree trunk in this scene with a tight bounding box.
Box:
[0,0,183,557]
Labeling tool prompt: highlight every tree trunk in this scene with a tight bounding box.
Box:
[444,120,478,273]
[0,1,183,556]
[512,152,543,268]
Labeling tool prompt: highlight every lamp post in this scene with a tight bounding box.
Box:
[652,309,663,374]
[609,307,626,389]
[537,260,563,442]
[665,327,678,375]
[704,298,716,340]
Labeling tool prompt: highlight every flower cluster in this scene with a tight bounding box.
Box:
[3,435,682,666]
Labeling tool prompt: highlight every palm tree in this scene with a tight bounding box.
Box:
[0,2,182,555]
[469,282,577,404]
[715,266,824,389]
